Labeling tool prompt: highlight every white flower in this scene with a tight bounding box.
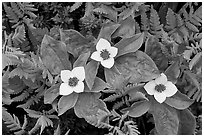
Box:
[91,38,118,68]
[59,67,85,96]
[144,73,178,103]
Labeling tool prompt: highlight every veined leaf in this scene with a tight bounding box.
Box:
[44,83,60,104]
[104,67,125,89]
[60,29,93,57]
[165,91,194,110]
[177,109,196,135]
[115,50,159,83]
[40,35,71,74]
[164,60,181,84]
[112,16,136,38]
[115,32,144,57]
[189,52,201,70]
[97,23,120,41]
[151,101,179,135]
[73,51,90,68]
[121,99,150,117]
[58,92,79,116]
[85,77,109,92]
[74,92,108,118]
[85,60,99,90]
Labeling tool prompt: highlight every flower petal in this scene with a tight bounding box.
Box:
[109,46,118,58]
[154,92,167,103]
[101,58,114,68]
[96,38,111,51]
[60,70,71,82]
[144,80,157,95]
[73,81,84,93]
[155,73,168,85]
[91,51,103,62]
[163,81,178,97]
[72,66,85,81]
[59,83,74,96]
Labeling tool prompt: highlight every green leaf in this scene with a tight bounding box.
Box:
[115,50,159,83]
[151,101,179,135]
[37,116,53,134]
[73,51,90,68]
[58,92,79,116]
[189,52,201,70]
[44,83,60,104]
[164,60,181,84]
[112,16,136,38]
[85,60,99,90]
[115,33,144,57]
[126,85,148,101]
[60,29,93,57]
[24,109,42,118]
[97,22,120,41]
[40,35,71,75]
[121,99,150,117]
[93,4,117,22]
[165,91,194,110]
[85,77,109,92]
[104,67,126,89]
[74,92,107,118]
[177,109,196,135]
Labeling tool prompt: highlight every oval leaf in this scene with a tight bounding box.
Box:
[115,50,159,83]
[85,77,109,92]
[85,60,99,90]
[74,92,107,118]
[44,83,60,104]
[40,35,71,74]
[177,109,196,135]
[165,91,194,110]
[58,92,79,116]
[104,67,126,89]
[165,60,181,84]
[151,101,179,135]
[73,51,90,68]
[112,16,136,38]
[121,99,150,117]
[115,32,144,57]
[60,29,93,57]
[98,23,120,41]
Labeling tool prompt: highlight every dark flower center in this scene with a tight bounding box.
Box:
[155,84,166,93]
[68,77,79,87]
[100,49,110,60]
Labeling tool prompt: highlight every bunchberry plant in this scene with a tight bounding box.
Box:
[2,2,202,135]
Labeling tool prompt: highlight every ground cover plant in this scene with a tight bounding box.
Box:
[2,2,202,135]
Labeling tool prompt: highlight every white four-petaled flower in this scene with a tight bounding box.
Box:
[144,73,178,103]
[60,67,85,96]
[91,38,118,68]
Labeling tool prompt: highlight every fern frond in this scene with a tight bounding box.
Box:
[10,2,24,19]
[3,3,19,23]
[12,24,26,45]
[112,100,125,110]
[18,86,45,109]
[123,121,140,135]
[82,2,94,19]
[2,108,28,134]
[141,10,149,31]
[149,5,163,36]
[85,116,113,130]
[70,2,83,12]
[12,89,31,102]
[165,8,177,31]
[103,93,123,102]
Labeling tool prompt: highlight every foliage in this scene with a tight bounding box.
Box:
[2,2,202,135]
